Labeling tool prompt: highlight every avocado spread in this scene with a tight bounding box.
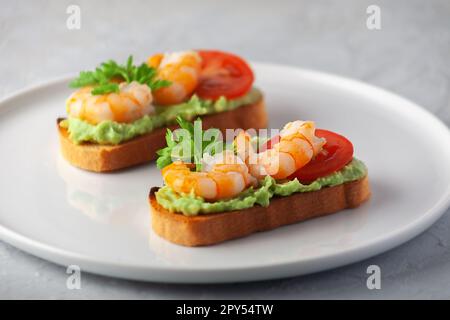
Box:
[155,158,367,216]
[60,88,262,145]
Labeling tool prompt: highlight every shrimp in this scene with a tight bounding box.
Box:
[162,150,256,200]
[235,121,326,180]
[147,51,202,106]
[66,81,154,125]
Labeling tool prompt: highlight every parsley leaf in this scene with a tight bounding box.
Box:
[156,117,225,170]
[70,55,171,95]
[91,83,119,95]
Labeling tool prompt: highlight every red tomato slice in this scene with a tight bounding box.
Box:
[261,129,354,183]
[195,50,254,100]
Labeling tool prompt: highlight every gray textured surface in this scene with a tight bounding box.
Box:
[1,0,449,299]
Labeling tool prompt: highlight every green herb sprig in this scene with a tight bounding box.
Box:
[156,117,226,171]
[70,56,171,95]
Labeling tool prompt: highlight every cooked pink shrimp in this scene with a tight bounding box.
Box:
[235,121,326,180]
[66,81,153,125]
[147,51,201,106]
[162,150,256,200]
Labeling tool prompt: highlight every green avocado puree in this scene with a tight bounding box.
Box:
[60,88,262,145]
[155,158,367,216]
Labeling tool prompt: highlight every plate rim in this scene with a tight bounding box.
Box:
[0,62,449,283]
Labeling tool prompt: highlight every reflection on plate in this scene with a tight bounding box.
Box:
[56,154,143,225]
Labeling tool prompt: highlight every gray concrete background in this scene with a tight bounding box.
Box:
[0,0,449,299]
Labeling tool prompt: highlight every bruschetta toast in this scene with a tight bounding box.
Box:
[149,118,371,246]
[58,50,267,172]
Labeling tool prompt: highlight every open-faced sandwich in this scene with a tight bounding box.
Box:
[58,50,267,172]
[149,118,371,246]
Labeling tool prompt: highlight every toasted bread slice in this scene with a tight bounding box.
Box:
[149,175,371,246]
[57,99,267,172]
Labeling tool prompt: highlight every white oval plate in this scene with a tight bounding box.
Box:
[0,63,449,283]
